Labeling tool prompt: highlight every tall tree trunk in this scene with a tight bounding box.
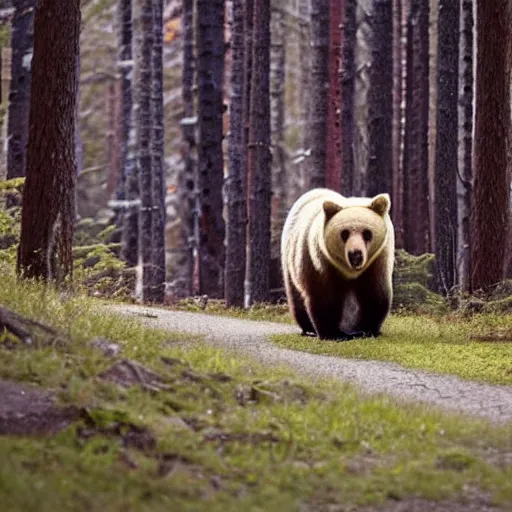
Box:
[292,0,310,205]
[246,0,271,305]
[434,0,460,294]
[367,0,393,197]
[196,0,226,298]
[178,0,196,297]
[270,6,286,261]
[120,0,139,269]
[470,0,511,292]
[403,0,429,255]
[6,0,34,192]
[18,0,80,280]
[137,0,155,301]
[391,0,404,246]
[150,0,166,303]
[339,0,356,196]
[225,0,246,307]
[307,0,329,189]
[457,0,474,289]
[326,0,342,191]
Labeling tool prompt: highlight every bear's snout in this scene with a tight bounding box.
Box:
[348,249,364,269]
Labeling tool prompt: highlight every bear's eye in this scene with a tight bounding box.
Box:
[341,229,350,242]
[363,229,373,242]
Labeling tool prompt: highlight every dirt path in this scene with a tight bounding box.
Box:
[110,305,512,424]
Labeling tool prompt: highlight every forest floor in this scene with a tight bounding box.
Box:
[1,275,512,511]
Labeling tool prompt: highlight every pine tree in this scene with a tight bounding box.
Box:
[6,0,34,196]
[196,0,226,298]
[434,0,460,294]
[150,0,166,303]
[367,0,393,197]
[339,0,356,196]
[246,0,271,305]
[225,0,246,307]
[307,0,329,189]
[18,0,80,280]
[403,0,430,255]
[470,0,511,292]
[120,0,139,269]
[136,0,155,300]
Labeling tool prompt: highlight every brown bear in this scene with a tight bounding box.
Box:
[281,188,395,340]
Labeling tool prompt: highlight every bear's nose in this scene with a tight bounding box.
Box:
[348,250,363,268]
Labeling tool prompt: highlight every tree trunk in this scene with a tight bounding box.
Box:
[270,6,286,260]
[6,0,34,191]
[196,0,226,298]
[136,0,154,301]
[150,0,166,303]
[291,0,310,206]
[403,0,430,255]
[326,0,342,191]
[225,0,246,307]
[246,0,271,305]
[434,0,460,294]
[307,0,329,189]
[339,0,356,196]
[457,0,474,289]
[177,0,196,297]
[470,0,511,292]
[367,0,393,197]
[391,0,404,246]
[18,0,80,280]
[120,0,139,269]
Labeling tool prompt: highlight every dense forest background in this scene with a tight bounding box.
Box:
[0,0,510,311]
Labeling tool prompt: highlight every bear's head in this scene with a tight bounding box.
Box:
[322,193,390,275]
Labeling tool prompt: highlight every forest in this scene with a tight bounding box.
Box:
[0,0,511,510]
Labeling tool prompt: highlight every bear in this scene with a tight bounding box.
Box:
[280,188,395,341]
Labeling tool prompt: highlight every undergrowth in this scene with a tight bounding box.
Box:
[0,264,511,511]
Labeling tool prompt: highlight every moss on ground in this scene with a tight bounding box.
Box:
[0,264,512,510]
[272,312,512,386]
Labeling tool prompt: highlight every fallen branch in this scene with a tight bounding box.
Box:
[0,305,58,345]
[469,332,512,343]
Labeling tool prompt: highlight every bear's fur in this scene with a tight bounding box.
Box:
[281,188,395,340]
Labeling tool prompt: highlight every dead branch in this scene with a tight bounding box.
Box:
[0,305,58,345]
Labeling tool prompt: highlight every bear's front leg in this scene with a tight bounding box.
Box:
[305,297,349,341]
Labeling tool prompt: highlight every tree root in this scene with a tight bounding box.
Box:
[0,305,58,345]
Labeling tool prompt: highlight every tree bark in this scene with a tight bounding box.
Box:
[120,0,139,269]
[367,0,393,197]
[136,0,155,301]
[246,0,271,305]
[196,0,226,298]
[470,0,511,292]
[306,0,329,189]
[326,0,342,191]
[457,0,474,289]
[18,0,80,280]
[339,0,356,197]
[6,0,34,191]
[149,0,166,303]
[225,0,246,307]
[434,0,460,294]
[270,6,286,260]
[177,0,196,297]
[403,0,430,255]
[391,0,404,246]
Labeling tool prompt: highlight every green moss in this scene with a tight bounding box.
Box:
[393,282,448,314]
[272,313,512,385]
[1,264,512,510]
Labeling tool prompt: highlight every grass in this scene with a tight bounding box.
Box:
[1,265,512,511]
[165,297,512,386]
[272,313,512,386]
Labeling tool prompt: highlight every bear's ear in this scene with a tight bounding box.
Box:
[370,193,391,216]
[323,201,342,221]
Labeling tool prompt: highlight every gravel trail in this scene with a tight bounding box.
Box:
[110,305,512,424]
